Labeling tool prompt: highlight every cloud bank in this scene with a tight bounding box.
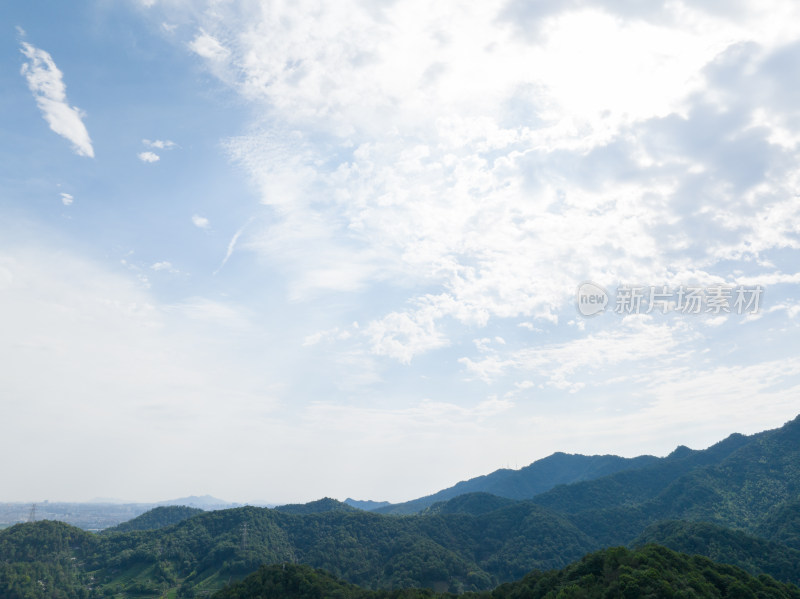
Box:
[188,1,800,367]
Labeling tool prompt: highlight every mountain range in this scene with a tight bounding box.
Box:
[355,451,661,515]
[0,414,798,598]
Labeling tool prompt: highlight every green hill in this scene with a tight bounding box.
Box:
[210,545,800,599]
[493,544,800,599]
[274,497,359,515]
[645,415,800,529]
[102,505,204,534]
[43,501,594,596]
[0,520,98,599]
[634,520,800,585]
[87,501,595,594]
[422,493,518,516]
[756,499,800,550]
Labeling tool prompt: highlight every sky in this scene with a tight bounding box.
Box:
[1,0,799,505]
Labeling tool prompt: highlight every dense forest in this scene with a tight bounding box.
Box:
[0,415,798,598]
[212,546,800,599]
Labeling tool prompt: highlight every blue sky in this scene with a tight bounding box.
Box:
[1,0,799,504]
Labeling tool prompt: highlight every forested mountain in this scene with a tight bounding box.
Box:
[756,499,800,550]
[274,497,359,515]
[531,431,753,515]
[90,501,596,593]
[0,521,97,599]
[1,415,799,598]
[0,501,598,596]
[487,545,800,599]
[634,520,800,585]
[370,416,796,517]
[540,415,800,546]
[211,546,800,599]
[373,452,660,514]
[421,493,518,516]
[102,505,204,534]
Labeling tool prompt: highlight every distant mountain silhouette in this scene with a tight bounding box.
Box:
[274,497,359,515]
[373,451,659,514]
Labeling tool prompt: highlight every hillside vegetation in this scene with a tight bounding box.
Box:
[211,546,800,599]
[1,416,799,598]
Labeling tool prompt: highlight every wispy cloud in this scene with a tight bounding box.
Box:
[20,42,94,158]
[460,316,691,391]
[143,139,177,150]
[214,219,252,275]
[60,192,73,206]
[189,30,230,62]
[150,261,177,273]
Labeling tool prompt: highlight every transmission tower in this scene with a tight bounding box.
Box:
[240,522,248,551]
[28,504,36,523]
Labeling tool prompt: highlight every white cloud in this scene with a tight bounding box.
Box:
[189,30,230,62]
[736,272,800,286]
[460,316,691,389]
[191,214,210,229]
[143,138,177,149]
[203,3,746,349]
[150,261,176,272]
[60,192,73,206]
[137,151,160,163]
[143,3,800,337]
[151,3,800,390]
[19,42,94,158]
[366,304,450,364]
[704,315,728,327]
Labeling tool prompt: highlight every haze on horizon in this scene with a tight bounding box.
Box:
[1,0,799,505]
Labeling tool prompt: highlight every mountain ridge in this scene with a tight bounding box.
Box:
[1,415,799,598]
[373,451,661,514]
